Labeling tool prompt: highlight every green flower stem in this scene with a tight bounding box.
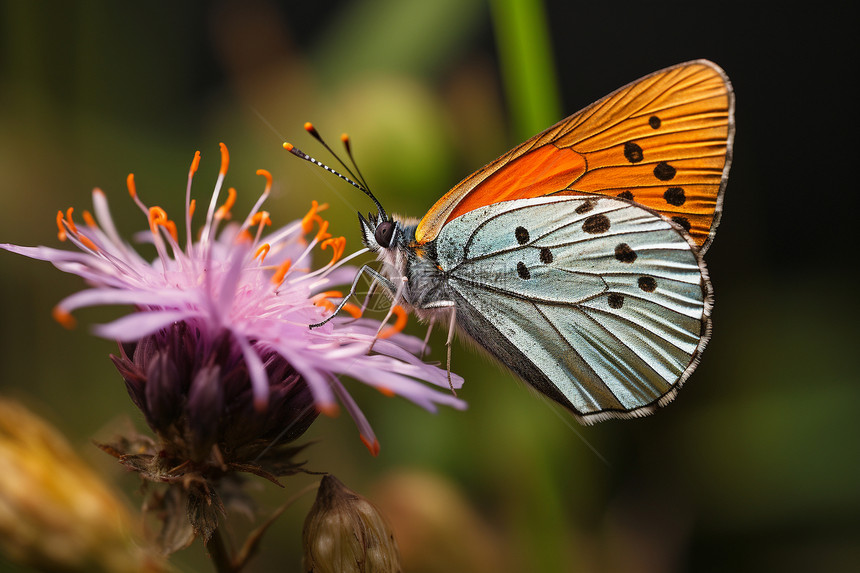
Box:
[489,0,562,141]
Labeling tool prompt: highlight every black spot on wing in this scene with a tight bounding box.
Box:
[664,187,686,206]
[638,276,657,292]
[539,247,553,264]
[575,200,595,214]
[608,293,624,309]
[671,216,691,232]
[515,226,530,245]
[624,142,644,164]
[516,261,530,279]
[582,214,611,234]
[654,162,676,181]
[614,243,637,263]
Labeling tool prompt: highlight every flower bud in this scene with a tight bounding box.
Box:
[303,475,402,573]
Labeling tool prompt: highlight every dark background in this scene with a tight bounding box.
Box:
[1,1,857,571]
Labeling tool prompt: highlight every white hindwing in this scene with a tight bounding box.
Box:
[435,196,712,422]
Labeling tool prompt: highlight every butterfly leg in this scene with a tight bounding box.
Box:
[418,300,457,395]
[368,276,408,353]
[420,317,435,359]
[358,277,381,315]
[309,264,395,329]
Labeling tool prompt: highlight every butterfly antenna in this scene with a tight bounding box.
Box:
[283,128,388,221]
[339,132,372,192]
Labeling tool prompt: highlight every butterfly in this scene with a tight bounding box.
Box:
[287,60,734,424]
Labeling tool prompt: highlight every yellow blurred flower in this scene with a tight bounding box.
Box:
[0,397,160,573]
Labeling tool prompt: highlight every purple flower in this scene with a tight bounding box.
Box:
[2,143,465,458]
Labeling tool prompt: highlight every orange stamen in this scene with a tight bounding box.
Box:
[318,402,340,417]
[79,235,99,251]
[271,258,292,285]
[314,220,331,242]
[82,210,96,228]
[377,386,395,397]
[360,435,380,457]
[342,303,363,319]
[52,307,76,329]
[254,243,270,262]
[149,206,168,225]
[126,173,136,198]
[189,199,196,218]
[301,200,322,234]
[379,305,408,339]
[315,299,337,313]
[320,236,346,265]
[165,220,178,242]
[65,208,77,234]
[56,211,67,241]
[215,187,236,220]
[256,169,272,192]
[218,142,229,176]
[189,150,201,177]
[148,206,175,239]
[315,290,344,300]
[251,211,271,227]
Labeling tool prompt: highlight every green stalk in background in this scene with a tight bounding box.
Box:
[490,0,562,142]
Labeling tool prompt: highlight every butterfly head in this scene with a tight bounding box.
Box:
[358,211,397,252]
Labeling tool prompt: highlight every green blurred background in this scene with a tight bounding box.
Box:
[1,1,858,571]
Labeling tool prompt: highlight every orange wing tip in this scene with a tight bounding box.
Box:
[218,142,229,176]
[126,173,136,198]
[55,211,67,241]
[52,307,76,329]
[317,402,340,417]
[189,150,201,176]
[360,435,381,457]
[379,305,408,339]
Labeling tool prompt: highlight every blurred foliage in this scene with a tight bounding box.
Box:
[1,1,858,572]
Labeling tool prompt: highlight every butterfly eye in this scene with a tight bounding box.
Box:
[374,221,396,248]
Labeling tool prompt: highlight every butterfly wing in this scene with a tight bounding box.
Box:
[434,195,711,422]
[417,60,734,254]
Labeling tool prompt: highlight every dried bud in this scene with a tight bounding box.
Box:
[303,475,402,573]
[0,398,161,573]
